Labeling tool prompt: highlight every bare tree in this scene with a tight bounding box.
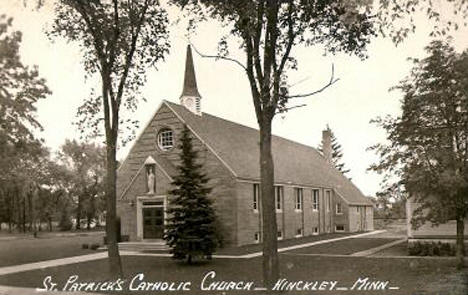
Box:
[48,0,170,277]
[172,0,375,288]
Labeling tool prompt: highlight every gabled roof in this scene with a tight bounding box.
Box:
[164,100,372,206]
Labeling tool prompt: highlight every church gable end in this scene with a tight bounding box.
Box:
[117,101,237,202]
[117,103,183,199]
[117,100,238,244]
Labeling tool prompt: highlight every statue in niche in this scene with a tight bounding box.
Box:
[147,166,155,194]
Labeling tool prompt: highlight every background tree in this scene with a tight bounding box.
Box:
[0,15,51,233]
[48,0,170,276]
[370,40,468,269]
[375,0,468,44]
[58,139,106,230]
[172,0,375,287]
[318,125,351,176]
[164,125,218,264]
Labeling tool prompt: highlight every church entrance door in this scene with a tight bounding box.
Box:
[142,202,164,239]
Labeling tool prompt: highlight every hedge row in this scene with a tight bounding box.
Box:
[408,241,456,256]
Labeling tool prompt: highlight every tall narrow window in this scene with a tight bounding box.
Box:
[253,184,259,212]
[275,186,283,212]
[295,188,303,211]
[312,189,319,211]
[326,190,331,212]
[336,202,343,214]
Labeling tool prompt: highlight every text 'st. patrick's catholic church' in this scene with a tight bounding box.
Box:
[116,45,374,247]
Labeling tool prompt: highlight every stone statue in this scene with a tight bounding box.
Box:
[147,167,155,194]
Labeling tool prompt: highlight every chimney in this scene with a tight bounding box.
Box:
[322,128,332,164]
[180,45,202,115]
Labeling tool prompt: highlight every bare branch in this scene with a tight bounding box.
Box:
[289,76,312,88]
[286,64,339,99]
[189,41,247,71]
[276,103,306,114]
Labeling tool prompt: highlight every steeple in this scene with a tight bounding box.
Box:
[180,45,202,115]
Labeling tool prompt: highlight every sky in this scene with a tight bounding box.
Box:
[2,0,468,197]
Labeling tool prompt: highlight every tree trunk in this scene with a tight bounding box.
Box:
[28,192,33,232]
[259,120,279,289]
[87,197,95,230]
[105,135,123,278]
[22,196,26,233]
[87,216,91,230]
[48,217,53,232]
[456,215,465,269]
[15,187,21,233]
[187,254,192,265]
[7,191,12,233]
[76,195,82,230]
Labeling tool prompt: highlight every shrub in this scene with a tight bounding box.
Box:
[419,243,428,256]
[90,243,100,250]
[408,241,422,255]
[408,241,456,256]
[433,243,440,256]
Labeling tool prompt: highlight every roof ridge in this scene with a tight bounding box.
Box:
[165,100,324,155]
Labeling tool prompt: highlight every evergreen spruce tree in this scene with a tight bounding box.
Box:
[164,125,218,263]
[319,125,351,176]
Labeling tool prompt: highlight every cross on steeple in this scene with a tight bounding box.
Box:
[180,45,202,115]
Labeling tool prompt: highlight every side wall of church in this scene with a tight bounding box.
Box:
[235,183,347,246]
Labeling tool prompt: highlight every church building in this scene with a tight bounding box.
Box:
[116,45,374,247]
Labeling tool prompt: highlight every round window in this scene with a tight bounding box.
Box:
[157,128,174,151]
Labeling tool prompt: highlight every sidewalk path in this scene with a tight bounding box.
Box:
[0,253,107,276]
[351,238,407,256]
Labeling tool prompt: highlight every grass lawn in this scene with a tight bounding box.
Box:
[0,233,105,267]
[0,254,465,295]
[284,238,399,255]
[372,242,409,257]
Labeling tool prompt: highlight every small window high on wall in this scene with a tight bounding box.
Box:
[157,128,174,151]
[336,202,343,214]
